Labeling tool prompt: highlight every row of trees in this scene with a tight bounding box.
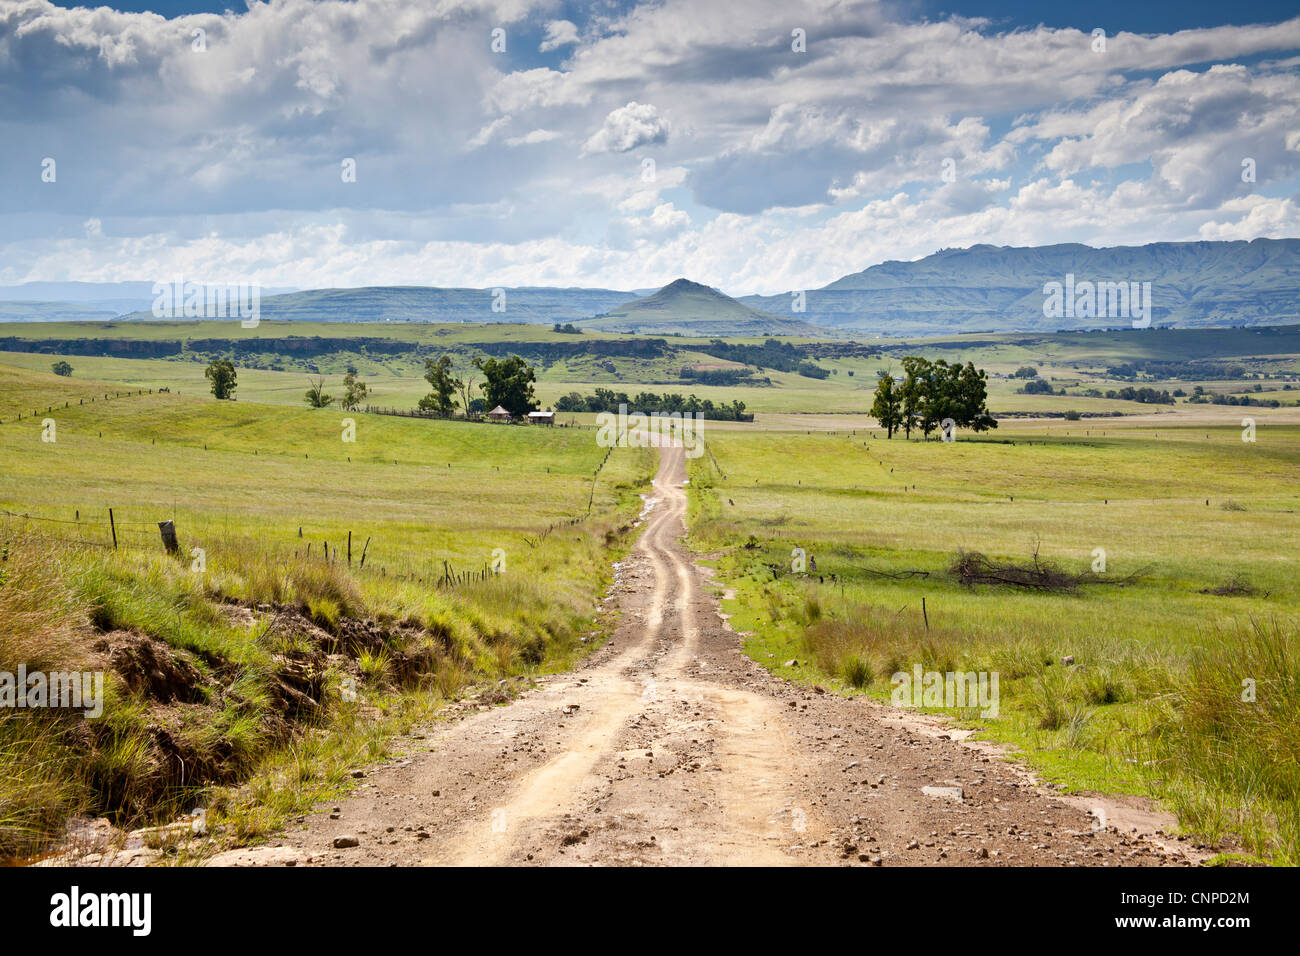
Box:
[305,372,369,409]
[203,355,537,418]
[869,357,996,438]
[555,388,752,421]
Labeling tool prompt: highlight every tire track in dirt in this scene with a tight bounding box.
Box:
[434,454,685,865]
[232,447,1199,868]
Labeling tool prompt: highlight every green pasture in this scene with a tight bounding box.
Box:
[687,420,1300,864]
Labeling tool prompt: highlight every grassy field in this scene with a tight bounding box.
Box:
[4,346,1292,418]
[0,362,652,858]
[686,411,1300,865]
[3,318,1299,865]
[4,320,1297,419]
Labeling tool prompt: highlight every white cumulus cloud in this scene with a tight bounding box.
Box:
[581,102,670,155]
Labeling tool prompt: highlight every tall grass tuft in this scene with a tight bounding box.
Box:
[0,533,86,673]
[1151,618,1300,865]
[839,655,874,689]
[0,535,90,857]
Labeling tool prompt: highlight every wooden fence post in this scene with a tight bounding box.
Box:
[108,508,118,550]
[157,520,179,554]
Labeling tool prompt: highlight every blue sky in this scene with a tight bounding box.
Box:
[7,0,1300,293]
[58,1,1300,33]
[915,1,1300,33]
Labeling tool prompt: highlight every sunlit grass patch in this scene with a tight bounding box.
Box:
[0,365,653,859]
[689,420,1300,864]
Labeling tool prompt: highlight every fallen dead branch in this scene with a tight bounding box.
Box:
[949,545,1145,593]
[862,567,931,580]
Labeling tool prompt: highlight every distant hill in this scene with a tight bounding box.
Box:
[0,281,295,323]
[0,281,162,320]
[578,279,824,336]
[0,301,120,323]
[113,285,644,325]
[741,238,1300,334]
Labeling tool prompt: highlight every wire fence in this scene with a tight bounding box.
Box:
[0,390,618,590]
[0,388,161,426]
[0,503,601,592]
[0,507,164,551]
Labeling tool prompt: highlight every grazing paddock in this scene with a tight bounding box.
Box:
[688,417,1300,864]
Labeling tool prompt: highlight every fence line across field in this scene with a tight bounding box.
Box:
[0,387,160,426]
[2,505,595,591]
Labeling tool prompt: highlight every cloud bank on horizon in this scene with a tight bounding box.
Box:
[2,0,1299,295]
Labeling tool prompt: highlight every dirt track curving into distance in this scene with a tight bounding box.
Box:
[233,446,1200,867]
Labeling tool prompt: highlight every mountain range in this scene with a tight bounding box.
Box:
[741,238,1300,333]
[3,238,1296,336]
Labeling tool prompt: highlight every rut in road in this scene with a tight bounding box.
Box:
[237,447,1199,867]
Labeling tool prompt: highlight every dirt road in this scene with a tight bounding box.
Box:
[237,447,1197,867]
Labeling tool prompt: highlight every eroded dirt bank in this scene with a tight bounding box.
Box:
[230,446,1195,867]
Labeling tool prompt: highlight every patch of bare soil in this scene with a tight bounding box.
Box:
[232,447,1201,868]
[91,630,207,704]
[30,599,445,865]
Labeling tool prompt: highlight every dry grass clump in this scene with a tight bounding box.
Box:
[0,531,88,673]
[801,601,974,687]
[1198,573,1263,597]
[0,533,93,858]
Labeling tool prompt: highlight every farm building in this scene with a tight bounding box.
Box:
[527,411,555,425]
[486,405,512,422]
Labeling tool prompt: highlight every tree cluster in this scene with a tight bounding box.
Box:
[1106,386,1174,405]
[695,339,828,379]
[678,367,767,386]
[418,354,538,418]
[555,388,752,421]
[870,357,996,438]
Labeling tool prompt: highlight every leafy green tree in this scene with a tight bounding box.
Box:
[51,360,73,377]
[474,355,538,417]
[953,361,997,432]
[341,372,368,411]
[419,355,461,417]
[899,356,929,438]
[870,372,902,438]
[205,359,237,400]
[305,376,334,408]
[892,357,996,438]
[922,359,961,437]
